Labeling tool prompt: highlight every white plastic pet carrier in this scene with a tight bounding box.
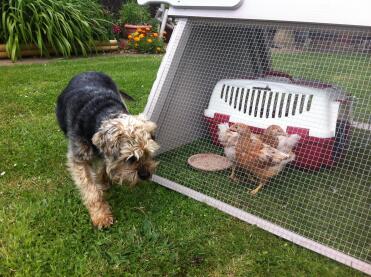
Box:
[204,77,353,169]
[205,78,344,137]
[141,0,371,274]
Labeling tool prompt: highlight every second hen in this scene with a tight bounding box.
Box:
[232,123,290,195]
[218,123,240,180]
[260,125,301,165]
[218,123,239,161]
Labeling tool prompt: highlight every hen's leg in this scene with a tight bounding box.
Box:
[250,183,264,195]
[250,177,268,195]
[229,165,239,182]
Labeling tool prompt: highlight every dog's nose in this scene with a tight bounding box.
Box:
[138,167,151,180]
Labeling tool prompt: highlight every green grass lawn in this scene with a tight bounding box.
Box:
[0,55,363,276]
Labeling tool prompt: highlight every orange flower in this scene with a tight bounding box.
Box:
[156,47,161,52]
[128,35,132,39]
[137,28,142,32]
[152,33,158,38]
[147,38,153,43]
[139,33,145,38]
[145,27,150,31]
[133,36,140,42]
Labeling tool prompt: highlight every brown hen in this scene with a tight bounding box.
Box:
[231,123,290,195]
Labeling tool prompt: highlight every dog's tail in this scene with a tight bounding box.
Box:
[119,90,135,101]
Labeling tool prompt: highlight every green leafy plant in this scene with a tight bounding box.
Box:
[120,1,150,25]
[0,0,6,43]
[100,0,127,16]
[68,0,112,40]
[127,27,165,54]
[147,18,160,33]
[0,0,109,61]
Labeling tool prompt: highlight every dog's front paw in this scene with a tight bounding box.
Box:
[91,208,114,229]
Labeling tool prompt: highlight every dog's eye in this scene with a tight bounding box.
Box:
[151,134,156,140]
[126,156,137,164]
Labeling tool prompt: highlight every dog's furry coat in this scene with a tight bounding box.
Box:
[57,72,129,145]
[56,72,159,228]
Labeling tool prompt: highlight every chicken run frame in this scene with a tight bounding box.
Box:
[141,0,371,273]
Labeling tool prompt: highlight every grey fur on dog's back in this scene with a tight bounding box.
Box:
[56,72,129,145]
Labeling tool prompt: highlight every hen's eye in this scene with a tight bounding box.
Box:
[127,156,137,164]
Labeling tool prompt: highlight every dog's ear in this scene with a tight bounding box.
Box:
[143,121,157,134]
[92,122,124,159]
[137,114,157,134]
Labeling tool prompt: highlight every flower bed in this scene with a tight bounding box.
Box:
[127,28,165,54]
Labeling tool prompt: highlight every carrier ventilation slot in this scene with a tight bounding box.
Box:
[285,94,292,116]
[224,86,229,102]
[229,87,234,105]
[292,94,299,115]
[254,90,261,117]
[249,90,256,115]
[223,85,313,118]
[220,84,226,99]
[299,95,306,114]
[266,91,273,118]
[243,89,250,114]
[260,91,267,118]
[307,95,313,111]
[234,88,240,109]
[238,88,245,111]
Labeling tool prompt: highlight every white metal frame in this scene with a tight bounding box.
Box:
[167,0,371,27]
[143,9,371,276]
[138,0,242,9]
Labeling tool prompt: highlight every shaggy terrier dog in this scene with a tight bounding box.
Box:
[56,72,159,228]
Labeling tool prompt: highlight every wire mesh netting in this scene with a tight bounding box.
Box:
[149,19,371,264]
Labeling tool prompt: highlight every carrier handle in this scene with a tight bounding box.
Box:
[263,71,295,82]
